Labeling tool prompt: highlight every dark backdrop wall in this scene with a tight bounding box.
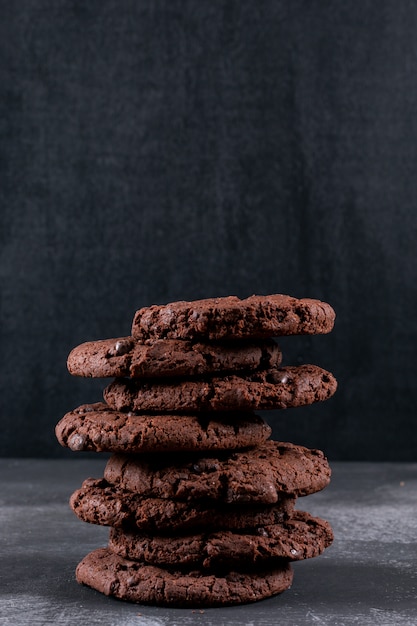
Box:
[1,1,416,460]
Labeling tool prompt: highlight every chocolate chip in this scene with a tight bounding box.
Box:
[69,434,86,451]
[114,339,133,356]
[266,370,289,384]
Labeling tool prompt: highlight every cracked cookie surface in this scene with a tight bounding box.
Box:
[56,402,271,453]
[69,478,296,532]
[131,293,335,341]
[103,440,331,504]
[108,510,333,568]
[75,547,294,606]
[103,364,337,413]
[67,337,282,378]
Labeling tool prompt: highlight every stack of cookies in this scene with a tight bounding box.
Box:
[56,294,337,607]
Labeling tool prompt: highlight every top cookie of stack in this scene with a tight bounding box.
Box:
[130,293,335,341]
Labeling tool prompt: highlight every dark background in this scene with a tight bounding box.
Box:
[1,1,416,460]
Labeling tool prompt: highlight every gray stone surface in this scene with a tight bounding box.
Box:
[0,459,416,625]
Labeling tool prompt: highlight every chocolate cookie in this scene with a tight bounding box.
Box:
[67,337,282,378]
[108,510,333,568]
[75,547,294,607]
[103,364,337,413]
[70,478,296,532]
[55,402,272,453]
[131,294,335,341]
[103,441,331,504]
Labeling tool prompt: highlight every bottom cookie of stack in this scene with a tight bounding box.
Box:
[76,547,294,607]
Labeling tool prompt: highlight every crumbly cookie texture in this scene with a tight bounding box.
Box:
[103,440,331,504]
[55,402,272,453]
[108,510,334,568]
[67,337,282,378]
[75,547,294,607]
[103,364,337,413]
[131,294,336,341]
[69,478,296,532]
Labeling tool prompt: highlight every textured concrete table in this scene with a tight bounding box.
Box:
[1,458,416,625]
